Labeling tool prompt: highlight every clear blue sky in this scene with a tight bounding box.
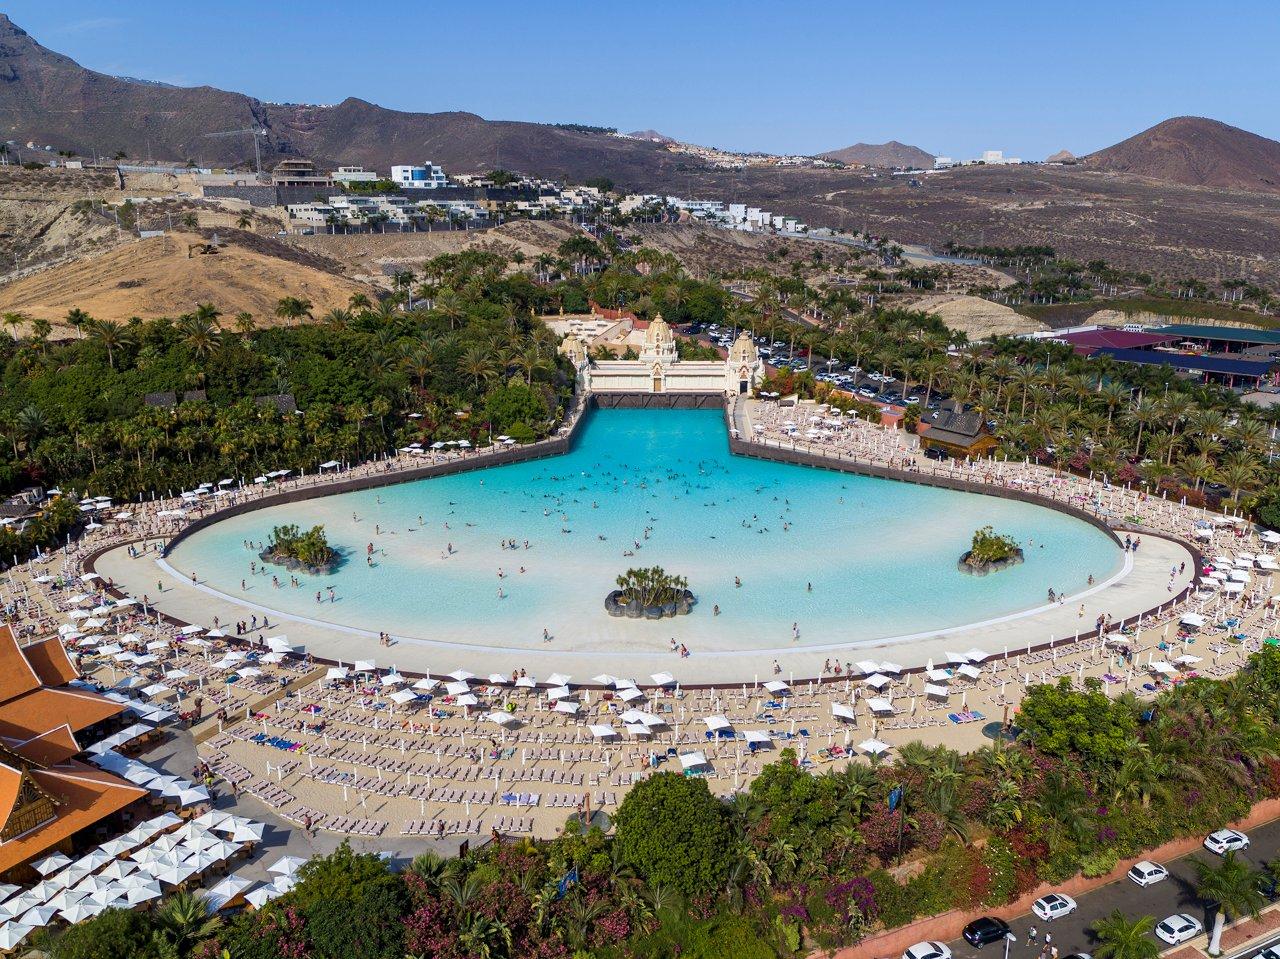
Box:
[8,0,1279,159]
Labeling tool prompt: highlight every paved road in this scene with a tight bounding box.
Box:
[945,819,1280,959]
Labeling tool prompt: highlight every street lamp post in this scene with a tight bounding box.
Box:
[1004,932,1017,959]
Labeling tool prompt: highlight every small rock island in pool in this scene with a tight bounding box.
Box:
[605,566,696,619]
[260,523,339,576]
[958,526,1025,575]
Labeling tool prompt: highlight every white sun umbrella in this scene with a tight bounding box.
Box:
[444,681,471,696]
[879,662,903,674]
[763,679,790,694]
[455,693,480,707]
[613,685,642,702]
[744,730,772,745]
[412,678,439,691]
[963,648,991,662]
[0,923,33,950]
[957,664,982,680]
[124,880,164,906]
[325,666,349,682]
[514,675,537,688]
[80,573,101,582]
[0,883,19,903]
[650,672,676,686]
[69,609,91,620]
[448,669,475,682]
[1104,632,1129,645]
[487,673,509,685]
[244,883,281,909]
[1174,654,1203,666]
[553,699,580,715]
[866,697,894,713]
[45,888,86,913]
[853,660,879,675]
[267,855,311,876]
[859,738,891,755]
[1223,582,1245,594]
[703,715,732,732]
[260,652,286,665]
[863,673,891,689]
[32,851,71,876]
[353,659,376,673]
[545,685,572,701]
[546,672,571,687]
[944,651,968,664]
[207,839,243,863]
[1150,661,1176,675]
[925,683,949,698]
[486,711,517,726]
[925,668,951,683]
[19,903,59,927]
[588,724,618,739]
[177,624,204,635]
[1180,612,1206,627]
[165,668,190,680]
[389,689,417,705]
[97,860,139,882]
[154,861,200,886]
[624,722,652,737]
[206,874,255,912]
[678,750,709,770]
[225,820,265,844]
[145,640,169,652]
[591,674,616,686]
[97,643,123,655]
[832,703,857,722]
[177,784,212,807]
[194,809,235,829]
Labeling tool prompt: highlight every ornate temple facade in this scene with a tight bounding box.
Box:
[564,315,765,395]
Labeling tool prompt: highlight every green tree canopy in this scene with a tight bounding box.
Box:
[614,771,733,897]
[1018,676,1137,765]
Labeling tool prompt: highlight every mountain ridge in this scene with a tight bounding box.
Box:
[820,140,934,168]
[0,14,679,184]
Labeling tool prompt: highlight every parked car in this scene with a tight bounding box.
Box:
[1127,860,1169,886]
[962,917,1012,948]
[902,942,951,959]
[1256,871,1279,901]
[1155,914,1203,945]
[1204,828,1250,855]
[1032,893,1077,921]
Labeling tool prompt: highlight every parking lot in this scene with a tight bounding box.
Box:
[939,820,1280,959]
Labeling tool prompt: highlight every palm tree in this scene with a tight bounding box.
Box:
[177,314,221,358]
[1,311,28,341]
[65,307,91,339]
[1194,851,1265,954]
[274,296,313,322]
[236,212,252,229]
[458,345,497,391]
[86,318,132,369]
[156,890,222,956]
[1091,910,1161,959]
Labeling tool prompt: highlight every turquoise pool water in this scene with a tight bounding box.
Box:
[166,409,1122,653]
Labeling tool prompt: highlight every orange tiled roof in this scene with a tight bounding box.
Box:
[3,725,81,766]
[21,637,80,689]
[0,626,41,706]
[0,760,146,875]
[0,687,125,740]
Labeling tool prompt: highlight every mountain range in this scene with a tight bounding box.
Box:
[819,141,935,168]
[1,14,1279,202]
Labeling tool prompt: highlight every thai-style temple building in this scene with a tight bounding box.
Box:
[564,315,765,396]
[0,627,145,878]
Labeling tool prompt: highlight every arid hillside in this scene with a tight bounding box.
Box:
[0,230,369,330]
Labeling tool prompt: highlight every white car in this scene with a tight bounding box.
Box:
[1032,893,1077,921]
[1155,914,1203,945]
[1204,828,1250,855]
[902,943,951,959]
[1127,860,1169,886]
